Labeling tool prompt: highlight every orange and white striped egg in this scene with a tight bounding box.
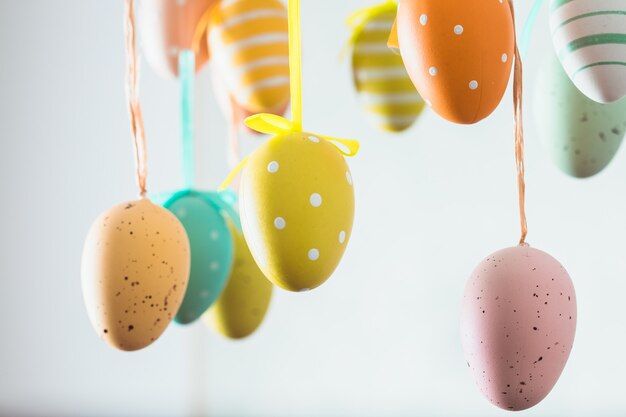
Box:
[352,8,425,132]
[208,0,290,114]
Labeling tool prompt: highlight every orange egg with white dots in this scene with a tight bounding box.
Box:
[390,0,515,124]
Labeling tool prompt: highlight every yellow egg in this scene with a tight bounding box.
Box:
[81,198,191,351]
[239,132,355,291]
[204,221,273,339]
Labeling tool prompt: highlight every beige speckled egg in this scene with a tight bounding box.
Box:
[81,198,191,351]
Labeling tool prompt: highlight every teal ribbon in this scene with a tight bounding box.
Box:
[520,0,546,58]
[179,50,195,189]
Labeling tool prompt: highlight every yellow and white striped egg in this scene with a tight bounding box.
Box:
[239,132,355,292]
[208,0,290,114]
[352,8,425,132]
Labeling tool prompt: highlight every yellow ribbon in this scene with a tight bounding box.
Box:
[245,113,360,157]
[217,114,359,191]
[219,0,360,192]
[341,0,398,59]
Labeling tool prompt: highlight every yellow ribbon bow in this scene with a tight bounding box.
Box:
[218,114,360,191]
[341,0,398,59]
[245,113,360,156]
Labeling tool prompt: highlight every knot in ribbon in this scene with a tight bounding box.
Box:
[245,113,360,157]
[218,114,360,191]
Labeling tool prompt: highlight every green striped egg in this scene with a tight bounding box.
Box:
[352,9,425,132]
[550,0,626,103]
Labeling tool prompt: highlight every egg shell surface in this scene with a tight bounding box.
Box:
[550,0,626,103]
[461,245,577,411]
[395,0,514,124]
[239,132,355,292]
[205,220,273,339]
[81,198,191,351]
[534,52,626,178]
[352,8,425,132]
[208,0,290,114]
[162,191,234,324]
[140,0,217,78]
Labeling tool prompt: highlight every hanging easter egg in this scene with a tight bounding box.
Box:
[534,53,626,178]
[550,0,626,103]
[205,220,273,339]
[210,65,289,134]
[351,6,425,132]
[208,0,290,114]
[461,245,577,411]
[140,0,217,78]
[239,132,355,292]
[161,191,234,324]
[391,0,514,124]
[81,198,191,351]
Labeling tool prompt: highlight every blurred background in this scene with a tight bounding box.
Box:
[1,0,625,416]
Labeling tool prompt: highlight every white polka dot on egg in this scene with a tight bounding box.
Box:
[310,193,322,207]
[210,230,219,240]
[339,231,346,244]
[420,14,428,25]
[429,66,438,76]
[307,135,320,143]
[346,171,353,185]
[308,249,319,261]
[469,80,479,90]
[210,261,220,271]
[176,208,187,218]
[274,217,286,230]
[501,53,508,63]
[454,25,464,35]
[267,161,279,173]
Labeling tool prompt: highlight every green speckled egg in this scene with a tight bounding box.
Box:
[534,53,626,178]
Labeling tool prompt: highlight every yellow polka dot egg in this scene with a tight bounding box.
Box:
[239,132,355,292]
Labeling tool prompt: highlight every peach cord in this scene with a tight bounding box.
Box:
[125,0,148,196]
[509,0,527,245]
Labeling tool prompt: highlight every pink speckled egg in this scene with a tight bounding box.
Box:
[460,245,577,411]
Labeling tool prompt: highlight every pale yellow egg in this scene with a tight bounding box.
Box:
[204,221,273,339]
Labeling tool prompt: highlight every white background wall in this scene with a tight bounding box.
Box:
[1,1,625,416]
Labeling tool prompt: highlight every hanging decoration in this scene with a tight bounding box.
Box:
[550,0,626,104]
[345,1,425,132]
[153,50,234,325]
[388,0,514,124]
[140,0,218,78]
[202,0,291,122]
[459,1,577,411]
[81,0,191,351]
[534,51,626,178]
[204,193,274,339]
[220,0,360,292]
[519,0,546,57]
